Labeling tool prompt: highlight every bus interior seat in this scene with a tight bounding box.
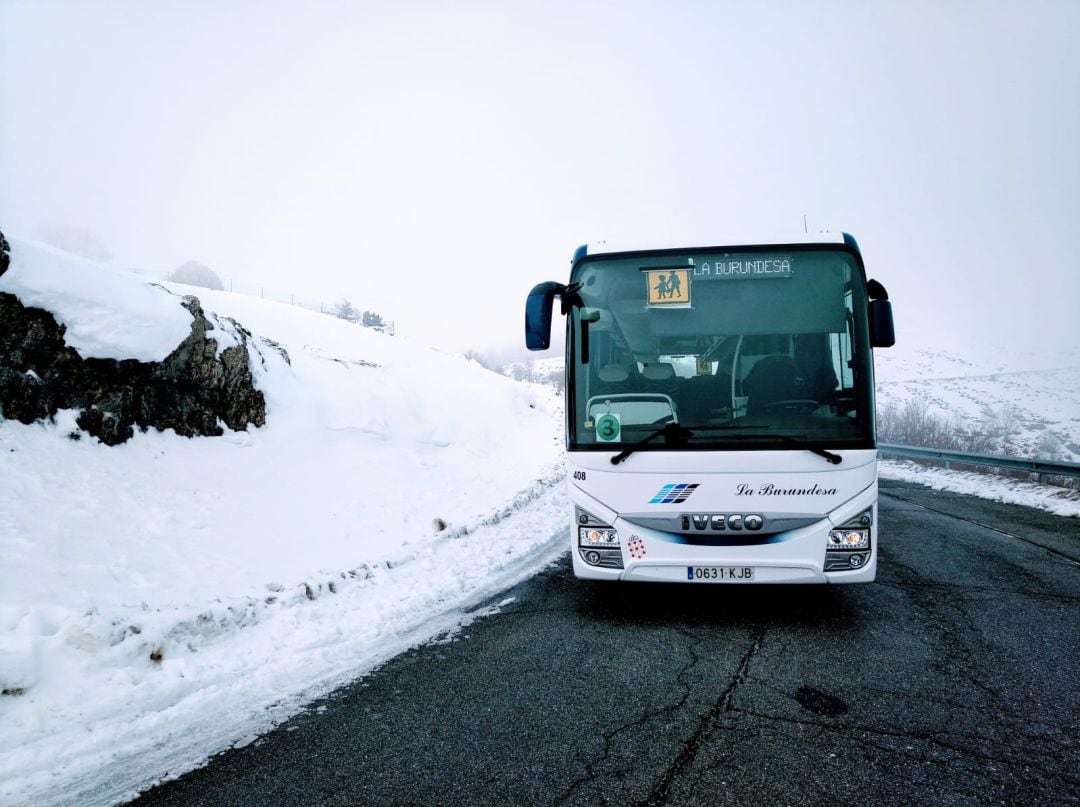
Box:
[681,371,733,423]
[744,355,808,415]
[680,374,711,423]
[640,362,675,382]
[598,363,630,383]
[793,333,839,402]
[640,362,680,414]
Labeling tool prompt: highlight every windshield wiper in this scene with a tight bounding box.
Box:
[609,423,765,465]
[749,434,843,465]
[609,427,842,465]
[610,422,694,465]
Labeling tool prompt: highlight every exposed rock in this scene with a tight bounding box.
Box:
[0,237,273,445]
[0,230,9,277]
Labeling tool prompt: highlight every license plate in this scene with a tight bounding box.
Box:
[687,566,755,582]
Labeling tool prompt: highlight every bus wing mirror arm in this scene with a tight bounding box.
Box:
[525,282,583,351]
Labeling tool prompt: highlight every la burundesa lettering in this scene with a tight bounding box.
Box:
[693,258,792,278]
[736,482,837,496]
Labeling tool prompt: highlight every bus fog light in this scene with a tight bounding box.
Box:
[579,526,619,548]
[825,551,870,572]
[579,547,623,569]
[827,529,869,550]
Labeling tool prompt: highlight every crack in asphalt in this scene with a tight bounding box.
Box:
[882,550,1008,707]
[877,576,1080,605]
[879,490,1080,567]
[746,676,1070,747]
[555,627,704,805]
[729,706,1080,794]
[840,727,1065,801]
[708,718,1016,803]
[635,625,765,807]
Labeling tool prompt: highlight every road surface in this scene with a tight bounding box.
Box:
[134,479,1080,805]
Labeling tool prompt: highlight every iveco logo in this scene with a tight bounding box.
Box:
[681,514,765,531]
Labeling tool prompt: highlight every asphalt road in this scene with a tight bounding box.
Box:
[134,479,1080,806]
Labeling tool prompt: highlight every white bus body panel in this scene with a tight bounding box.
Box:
[568,449,879,584]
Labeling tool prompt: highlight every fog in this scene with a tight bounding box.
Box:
[2,0,1077,361]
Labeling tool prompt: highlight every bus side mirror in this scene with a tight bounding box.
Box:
[525,281,561,350]
[869,299,895,348]
[866,278,894,348]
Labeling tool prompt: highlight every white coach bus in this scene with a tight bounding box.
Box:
[525,233,895,584]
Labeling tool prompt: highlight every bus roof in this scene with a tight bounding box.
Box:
[573,232,856,264]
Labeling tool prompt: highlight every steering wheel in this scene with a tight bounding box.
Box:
[762,399,819,414]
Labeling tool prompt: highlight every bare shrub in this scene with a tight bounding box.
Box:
[463,349,496,370]
[878,400,1079,490]
[879,400,1039,455]
[981,404,1023,442]
[1035,429,1066,461]
[334,299,360,323]
[878,398,951,447]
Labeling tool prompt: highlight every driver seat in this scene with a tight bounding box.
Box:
[744,356,807,415]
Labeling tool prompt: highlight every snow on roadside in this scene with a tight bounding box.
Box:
[1,466,568,806]
[0,239,570,806]
[0,237,192,362]
[880,459,1080,518]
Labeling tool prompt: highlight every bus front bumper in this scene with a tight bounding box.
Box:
[571,509,878,585]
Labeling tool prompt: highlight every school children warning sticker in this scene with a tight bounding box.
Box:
[646,269,691,307]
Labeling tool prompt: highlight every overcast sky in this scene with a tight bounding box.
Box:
[1,0,1077,361]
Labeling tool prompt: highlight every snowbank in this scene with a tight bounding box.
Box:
[880,459,1080,518]
[0,240,568,805]
[0,237,193,362]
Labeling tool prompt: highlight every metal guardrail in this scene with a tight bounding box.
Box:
[878,443,1080,482]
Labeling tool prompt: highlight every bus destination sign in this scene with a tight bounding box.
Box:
[692,256,793,279]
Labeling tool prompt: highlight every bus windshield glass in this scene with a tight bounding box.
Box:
[568,247,874,452]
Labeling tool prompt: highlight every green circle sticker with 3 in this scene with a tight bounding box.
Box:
[595,413,621,443]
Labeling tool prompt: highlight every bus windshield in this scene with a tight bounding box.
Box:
[568,246,875,452]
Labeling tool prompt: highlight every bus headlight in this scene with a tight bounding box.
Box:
[827,509,872,552]
[579,527,619,548]
[827,529,869,550]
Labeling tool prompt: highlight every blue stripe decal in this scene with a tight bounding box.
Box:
[649,483,700,504]
[649,484,676,504]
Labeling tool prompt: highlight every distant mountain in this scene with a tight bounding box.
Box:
[875,351,1080,462]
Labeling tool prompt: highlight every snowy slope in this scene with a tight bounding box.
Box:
[0,239,568,805]
[874,310,1080,460]
[501,355,565,390]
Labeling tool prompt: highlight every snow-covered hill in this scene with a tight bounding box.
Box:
[874,311,1080,461]
[0,237,567,805]
[500,355,565,391]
